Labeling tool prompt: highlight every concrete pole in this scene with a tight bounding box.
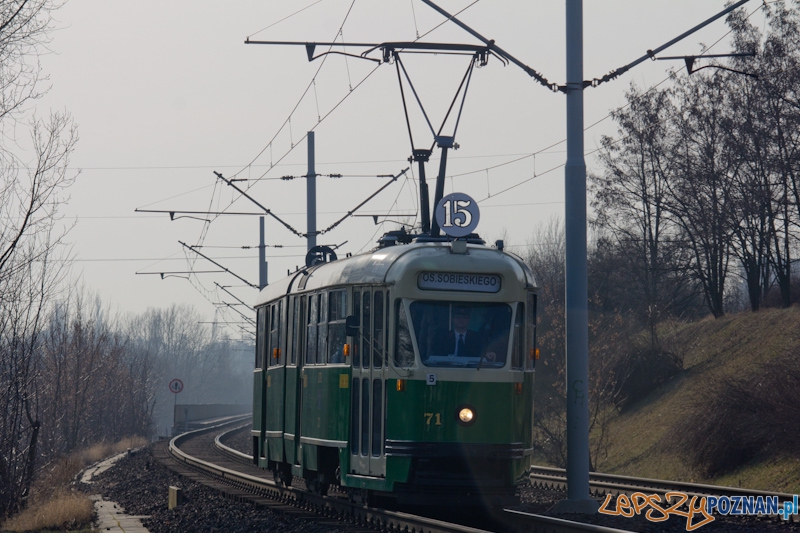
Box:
[307,131,317,251]
[259,216,268,289]
[552,0,598,514]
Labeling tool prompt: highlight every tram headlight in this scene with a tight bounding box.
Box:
[456,405,476,426]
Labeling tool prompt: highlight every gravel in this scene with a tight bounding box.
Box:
[79,443,350,533]
[84,432,800,533]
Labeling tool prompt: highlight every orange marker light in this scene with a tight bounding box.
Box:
[514,382,523,395]
[273,348,281,359]
[530,348,540,360]
[343,344,350,357]
[396,379,406,392]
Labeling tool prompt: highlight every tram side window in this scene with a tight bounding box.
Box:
[268,306,275,368]
[317,292,328,365]
[384,293,390,358]
[394,300,415,368]
[256,307,266,369]
[306,294,318,365]
[269,301,282,367]
[353,290,361,368]
[266,304,272,367]
[511,303,525,370]
[362,291,371,370]
[526,293,537,371]
[289,297,298,366]
[373,291,384,369]
[328,289,347,364]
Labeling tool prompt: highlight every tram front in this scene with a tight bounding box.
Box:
[383,242,537,507]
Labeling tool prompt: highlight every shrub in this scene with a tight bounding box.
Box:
[1,435,149,531]
[34,436,148,500]
[0,490,92,532]
[609,348,683,410]
[677,350,800,477]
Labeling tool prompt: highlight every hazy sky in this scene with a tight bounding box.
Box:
[35,1,762,338]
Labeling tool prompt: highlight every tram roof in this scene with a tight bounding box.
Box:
[254,241,535,307]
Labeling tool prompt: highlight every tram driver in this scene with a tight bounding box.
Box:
[434,306,496,361]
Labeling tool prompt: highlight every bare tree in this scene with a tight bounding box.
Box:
[525,218,628,470]
[0,0,77,517]
[664,71,737,319]
[714,3,800,310]
[592,85,680,347]
[756,4,800,307]
[123,305,251,436]
[524,217,566,466]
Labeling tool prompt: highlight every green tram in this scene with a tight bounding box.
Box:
[252,236,537,506]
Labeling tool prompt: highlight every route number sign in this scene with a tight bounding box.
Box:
[435,192,480,237]
[168,378,184,394]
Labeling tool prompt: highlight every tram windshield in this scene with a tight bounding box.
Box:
[408,301,512,369]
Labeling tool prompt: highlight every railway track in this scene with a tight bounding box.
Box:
[530,464,798,503]
[163,418,635,533]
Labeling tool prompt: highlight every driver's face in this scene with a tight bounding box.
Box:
[453,314,470,328]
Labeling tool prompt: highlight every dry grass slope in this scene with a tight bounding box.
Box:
[1,491,92,533]
[598,306,800,493]
[0,436,148,533]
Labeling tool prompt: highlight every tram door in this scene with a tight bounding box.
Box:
[292,295,306,467]
[350,288,387,477]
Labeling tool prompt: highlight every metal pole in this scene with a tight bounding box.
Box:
[414,152,432,234]
[552,0,597,514]
[429,145,450,237]
[419,160,431,234]
[259,217,267,289]
[307,131,317,251]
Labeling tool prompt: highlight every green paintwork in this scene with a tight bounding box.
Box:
[266,365,286,462]
[385,376,534,486]
[300,366,351,443]
[343,473,395,491]
[303,443,318,470]
[338,377,535,492]
[385,456,412,486]
[258,369,534,487]
[523,371,534,452]
[385,379,530,444]
[283,366,299,465]
[252,370,265,456]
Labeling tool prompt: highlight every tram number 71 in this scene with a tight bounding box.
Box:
[424,413,443,426]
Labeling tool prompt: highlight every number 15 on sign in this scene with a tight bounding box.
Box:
[435,192,480,238]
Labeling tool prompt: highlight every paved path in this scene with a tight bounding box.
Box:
[82,450,151,533]
[91,495,151,533]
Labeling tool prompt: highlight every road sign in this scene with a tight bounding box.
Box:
[168,378,184,394]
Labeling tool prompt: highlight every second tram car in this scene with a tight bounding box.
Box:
[252,234,537,506]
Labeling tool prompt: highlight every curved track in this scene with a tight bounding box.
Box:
[165,418,635,533]
[530,465,797,502]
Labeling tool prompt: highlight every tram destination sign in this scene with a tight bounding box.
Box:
[418,272,501,293]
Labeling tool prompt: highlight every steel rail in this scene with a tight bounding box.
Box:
[170,421,493,533]
[530,465,797,501]
[170,422,636,533]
